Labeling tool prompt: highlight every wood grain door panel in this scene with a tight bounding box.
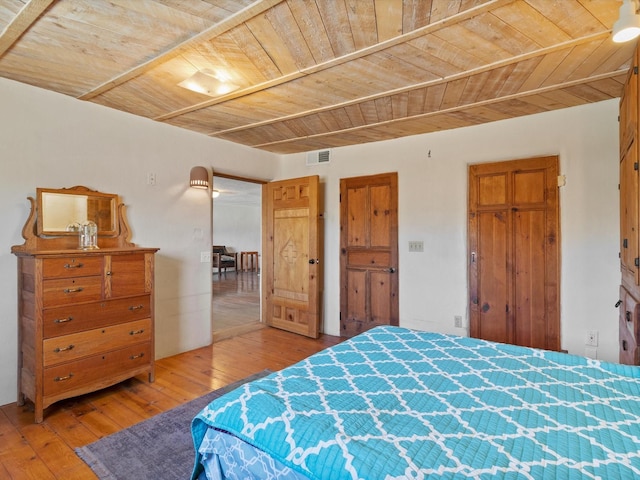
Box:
[263,176,321,338]
[469,156,560,351]
[340,173,398,337]
[473,210,510,343]
[621,138,639,286]
[107,253,148,297]
[513,209,547,347]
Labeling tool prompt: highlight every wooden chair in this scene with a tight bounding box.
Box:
[212,245,238,274]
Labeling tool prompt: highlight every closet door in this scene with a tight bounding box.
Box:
[468,156,560,351]
[621,137,639,287]
[620,46,639,291]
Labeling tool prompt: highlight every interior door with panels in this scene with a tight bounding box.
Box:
[262,175,322,338]
[620,44,640,292]
[468,156,560,351]
[340,172,399,337]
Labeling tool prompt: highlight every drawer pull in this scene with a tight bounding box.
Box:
[54,344,75,353]
[129,305,144,311]
[129,353,145,360]
[64,263,84,269]
[54,316,73,324]
[63,287,84,294]
[129,329,145,336]
[54,373,74,382]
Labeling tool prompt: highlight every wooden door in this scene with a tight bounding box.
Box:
[262,176,321,338]
[340,172,399,337]
[620,46,639,292]
[468,157,560,350]
[621,137,639,287]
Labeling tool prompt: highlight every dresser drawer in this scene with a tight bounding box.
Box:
[42,256,103,279]
[43,342,152,397]
[42,276,102,307]
[43,318,151,367]
[43,295,151,338]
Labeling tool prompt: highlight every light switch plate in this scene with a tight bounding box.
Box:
[409,241,424,252]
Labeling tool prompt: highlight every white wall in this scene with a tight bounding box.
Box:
[277,99,621,362]
[212,203,261,264]
[0,76,622,408]
[0,78,278,406]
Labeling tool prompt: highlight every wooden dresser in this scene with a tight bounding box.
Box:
[12,186,158,422]
[619,41,640,365]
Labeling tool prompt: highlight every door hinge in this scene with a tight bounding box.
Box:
[339,311,342,320]
[635,162,639,171]
[634,66,639,75]
[624,238,629,248]
[635,258,639,267]
[557,175,566,187]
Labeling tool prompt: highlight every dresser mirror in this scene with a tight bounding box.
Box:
[37,186,118,236]
[13,185,133,252]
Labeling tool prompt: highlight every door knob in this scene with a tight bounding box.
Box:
[309,259,320,264]
[389,267,396,273]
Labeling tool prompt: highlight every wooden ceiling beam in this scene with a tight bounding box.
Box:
[208,30,614,137]
[247,69,625,150]
[0,0,55,58]
[153,0,517,122]
[78,0,284,101]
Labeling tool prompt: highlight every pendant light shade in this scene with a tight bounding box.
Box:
[613,0,640,43]
[190,166,209,189]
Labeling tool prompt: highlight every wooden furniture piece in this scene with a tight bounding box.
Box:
[240,251,259,272]
[11,186,158,422]
[212,245,237,274]
[620,41,640,364]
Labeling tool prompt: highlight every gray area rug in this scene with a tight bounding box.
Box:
[75,370,271,480]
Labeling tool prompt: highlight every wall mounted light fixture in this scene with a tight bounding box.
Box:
[613,0,640,43]
[212,189,220,198]
[190,166,209,189]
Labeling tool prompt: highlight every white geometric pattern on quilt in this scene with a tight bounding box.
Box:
[192,326,640,479]
[198,429,309,480]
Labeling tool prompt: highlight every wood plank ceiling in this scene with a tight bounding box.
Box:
[0,0,636,154]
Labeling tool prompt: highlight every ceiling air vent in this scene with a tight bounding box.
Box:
[306,149,331,166]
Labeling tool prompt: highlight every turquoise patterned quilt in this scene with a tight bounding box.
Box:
[191,326,640,479]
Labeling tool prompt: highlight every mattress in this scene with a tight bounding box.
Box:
[192,326,640,479]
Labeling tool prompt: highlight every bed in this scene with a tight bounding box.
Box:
[191,326,640,479]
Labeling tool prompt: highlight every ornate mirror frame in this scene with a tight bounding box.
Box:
[12,186,135,253]
[36,186,118,236]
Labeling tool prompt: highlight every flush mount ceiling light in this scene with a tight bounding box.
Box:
[178,69,239,97]
[613,0,640,43]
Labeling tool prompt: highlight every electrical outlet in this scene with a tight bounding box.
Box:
[586,330,598,347]
[146,172,157,186]
[200,251,211,263]
[584,347,597,359]
[409,241,424,252]
[454,315,463,328]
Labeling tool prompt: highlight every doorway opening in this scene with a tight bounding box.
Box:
[211,174,266,342]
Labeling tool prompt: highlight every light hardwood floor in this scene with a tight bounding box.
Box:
[0,327,342,479]
[212,270,261,339]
